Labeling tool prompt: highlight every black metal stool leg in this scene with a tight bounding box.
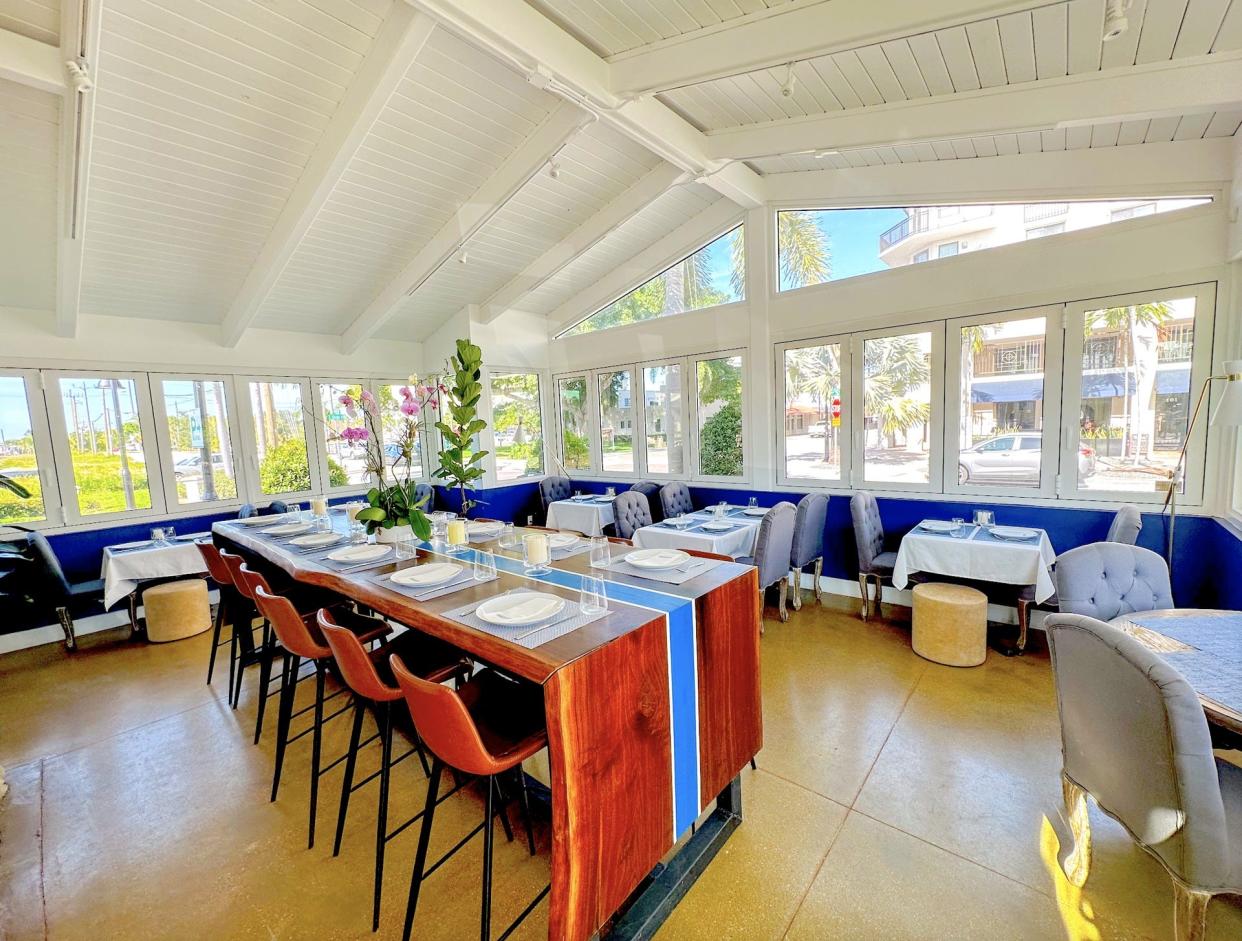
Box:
[402,759,443,941]
[270,651,298,801]
[228,622,240,708]
[515,772,536,857]
[481,775,496,941]
[206,596,225,685]
[253,623,274,744]
[373,702,394,932]
[333,699,366,857]
[308,664,326,849]
[492,777,515,844]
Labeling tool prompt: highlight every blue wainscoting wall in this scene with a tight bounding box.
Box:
[28,479,1242,612]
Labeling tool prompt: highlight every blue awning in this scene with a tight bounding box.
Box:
[1156,366,1190,396]
[972,366,1190,404]
[971,377,1043,404]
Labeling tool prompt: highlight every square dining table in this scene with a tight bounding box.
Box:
[891,520,1057,602]
[101,536,211,609]
[545,495,615,536]
[632,506,765,559]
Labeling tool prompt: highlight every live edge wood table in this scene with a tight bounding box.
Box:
[213,520,762,941]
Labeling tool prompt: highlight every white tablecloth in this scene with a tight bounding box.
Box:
[891,522,1057,602]
[101,539,210,608]
[632,510,762,560]
[546,498,614,536]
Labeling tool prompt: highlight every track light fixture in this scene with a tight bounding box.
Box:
[1102,0,1132,42]
[457,248,468,265]
[780,62,796,98]
[547,160,561,180]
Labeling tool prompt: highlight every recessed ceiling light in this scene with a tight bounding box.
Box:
[813,149,840,159]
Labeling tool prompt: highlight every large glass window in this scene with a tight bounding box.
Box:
[249,381,311,496]
[1071,293,1201,495]
[776,198,1211,293]
[862,331,933,485]
[0,375,47,524]
[695,355,744,478]
[317,382,367,488]
[378,383,426,484]
[57,376,152,516]
[954,317,1048,490]
[489,372,544,481]
[560,226,744,337]
[557,377,590,471]
[782,342,843,483]
[598,369,636,474]
[643,364,684,475]
[159,379,237,505]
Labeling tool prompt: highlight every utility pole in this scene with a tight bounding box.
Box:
[194,381,217,501]
[108,380,135,510]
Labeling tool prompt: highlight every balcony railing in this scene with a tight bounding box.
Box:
[1023,202,1069,223]
[879,205,993,251]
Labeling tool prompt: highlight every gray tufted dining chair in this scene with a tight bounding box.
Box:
[539,476,572,518]
[1045,614,1242,941]
[659,481,695,519]
[738,501,797,625]
[612,491,653,541]
[849,491,895,621]
[1054,542,1173,622]
[413,482,433,513]
[788,493,828,611]
[1015,503,1144,654]
[629,481,664,524]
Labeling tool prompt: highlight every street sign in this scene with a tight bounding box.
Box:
[189,414,204,448]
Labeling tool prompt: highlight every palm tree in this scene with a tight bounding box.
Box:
[785,344,841,461]
[863,336,930,448]
[777,211,831,290]
[1084,302,1171,463]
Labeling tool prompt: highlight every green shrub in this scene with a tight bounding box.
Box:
[259,438,312,494]
[699,402,743,477]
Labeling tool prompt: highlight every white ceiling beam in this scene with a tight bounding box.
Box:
[340,101,587,352]
[55,0,101,338]
[1228,133,1242,262]
[705,52,1242,161]
[765,138,1236,206]
[219,5,434,347]
[478,162,686,323]
[548,198,743,334]
[609,0,1056,96]
[405,0,766,208]
[0,26,64,93]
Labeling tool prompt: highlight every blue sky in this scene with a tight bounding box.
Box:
[780,207,908,290]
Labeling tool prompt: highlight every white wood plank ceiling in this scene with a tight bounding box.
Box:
[659,0,1242,135]
[0,0,1239,339]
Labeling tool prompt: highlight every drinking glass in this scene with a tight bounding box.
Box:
[605,486,616,498]
[589,536,610,569]
[445,518,468,554]
[150,527,166,545]
[310,494,328,517]
[349,520,367,545]
[951,517,965,538]
[395,538,417,561]
[315,514,333,533]
[580,576,607,615]
[575,489,584,499]
[748,497,758,508]
[523,532,550,575]
[430,514,448,548]
[473,550,497,581]
[713,502,727,519]
[498,522,517,548]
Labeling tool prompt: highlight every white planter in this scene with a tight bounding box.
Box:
[375,524,414,544]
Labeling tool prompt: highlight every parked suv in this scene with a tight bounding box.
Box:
[958,432,1095,485]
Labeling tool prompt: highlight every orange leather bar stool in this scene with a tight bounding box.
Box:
[252,583,391,848]
[391,654,548,941]
[195,540,245,692]
[319,611,471,933]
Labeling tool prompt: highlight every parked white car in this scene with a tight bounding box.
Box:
[958,432,1095,485]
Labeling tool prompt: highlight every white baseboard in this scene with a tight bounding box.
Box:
[0,589,221,656]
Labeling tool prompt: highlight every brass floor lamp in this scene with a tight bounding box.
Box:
[1161,360,1242,573]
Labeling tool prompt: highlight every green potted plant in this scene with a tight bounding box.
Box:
[336,385,438,542]
[434,339,488,517]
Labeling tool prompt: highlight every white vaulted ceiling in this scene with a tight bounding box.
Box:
[0,78,58,310]
[0,0,58,44]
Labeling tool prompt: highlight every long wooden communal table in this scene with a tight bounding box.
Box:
[213,520,762,940]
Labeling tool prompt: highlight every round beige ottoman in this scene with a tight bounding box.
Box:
[911,582,988,667]
[143,579,211,643]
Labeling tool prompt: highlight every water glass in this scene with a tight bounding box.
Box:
[580,575,607,615]
[713,501,727,518]
[523,532,550,575]
[150,527,166,545]
[498,522,517,548]
[430,514,448,547]
[473,550,497,581]
[748,496,758,508]
[349,520,367,545]
[973,509,995,528]
[605,486,616,498]
[395,538,418,560]
[951,517,966,538]
[315,514,332,533]
[589,536,610,569]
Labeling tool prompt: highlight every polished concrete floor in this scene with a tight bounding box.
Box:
[2,597,1240,940]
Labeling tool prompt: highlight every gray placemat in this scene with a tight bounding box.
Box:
[287,536,349,555]
[372,570,496,602]
[972,526,1042,545]
[317,548,397,573]
[606,556,723,585]
[443,592,607,648]
[551,542,592,560]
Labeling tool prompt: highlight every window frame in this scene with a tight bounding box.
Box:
[851,323,944,493]
[44,369,167,525]
[1058,282,1216,505]
[311,378,374,495]
[690,350,749,484]
[554,373,598,476]
[596,364,642,480]
[373,378,432,485]
[485,368,548,485]
[149,372,246,513]
[942,306,1063,501]
[638,357,691,481]
[0,367,63,528]
[234,375,322,503]
[775,335,851,489]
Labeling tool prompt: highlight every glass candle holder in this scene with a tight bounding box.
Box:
[310,495,328,517]
[522,532,550,575]
[445,518,468,554]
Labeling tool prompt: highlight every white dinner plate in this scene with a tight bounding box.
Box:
[990,525,1039,540]
[236,515,275,526]
[569,494,593,502]
[547,532,579,549]
[327,544,392,563]
[475,592,566,627]
[700,521,734,532]
[742,506,767,517]
[625,548,690,570]
[662,517,694,529]
[289,532,342,548]
[390,562,462,587]
[262,522,313,536]
[919,520,957,533]
[467,521,503,537]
